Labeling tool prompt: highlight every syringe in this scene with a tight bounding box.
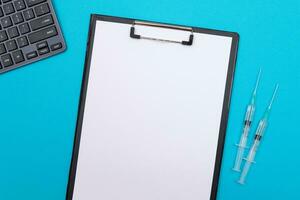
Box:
[233,69,262,172]
[238,84,279,184]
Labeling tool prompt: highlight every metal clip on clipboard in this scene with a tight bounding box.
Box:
[130,21,194,46]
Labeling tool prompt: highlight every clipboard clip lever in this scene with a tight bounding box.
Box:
[130,21,194,46]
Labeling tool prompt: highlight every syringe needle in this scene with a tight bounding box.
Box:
[253,68,262,96]
[233,69,262,172]
[268,84,279,110]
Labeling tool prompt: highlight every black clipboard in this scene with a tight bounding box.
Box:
[66,14,239,200]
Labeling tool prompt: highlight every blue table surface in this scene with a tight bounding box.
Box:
[0,0,299,199]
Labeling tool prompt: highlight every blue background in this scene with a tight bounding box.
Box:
[0,0,299,199]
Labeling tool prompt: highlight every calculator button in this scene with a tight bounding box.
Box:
[38,46,49,55]
[26,51,37,59]
[1,53,13,67]
[28,25,57,44]
[12,50,25,64]
[5,40,17,51]
[50,42,62,51]
[25,0,47,7]
[17,36,29,47]
[14,0,26,11]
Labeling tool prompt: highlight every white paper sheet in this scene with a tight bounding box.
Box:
[73,20,233,200]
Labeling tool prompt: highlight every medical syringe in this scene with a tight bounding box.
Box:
[238,84,279,184]
[233,69,262,172]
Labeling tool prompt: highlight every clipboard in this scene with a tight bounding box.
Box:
[66,14,239,200]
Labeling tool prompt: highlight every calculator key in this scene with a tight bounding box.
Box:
[26,51,37,59]
[7,27,19,38]
[25,0,46,7]
[0,30,8,42]
[38,46,49,55]
[28,26,57,44]
[50,42,62,51]
[3,3,15,15]
[19,23,30,34]
[12,50,24,63]
[5,40,17,51]
[14,0,26,11]
[2,0,13,3]
[12,13,24,24]
[23,9,35,20]
[1,17,13,28]
[36,41,47,49]
[30,14,53,31]
[1,54,13,67]
[17,36,29,47]
[0,43,7,55]
[34,3,50,17]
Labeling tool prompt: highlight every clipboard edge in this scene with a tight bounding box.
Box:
[65,13,240,200]
[65,15,98,200]
[90,14,239,39]
[210,30,239,200]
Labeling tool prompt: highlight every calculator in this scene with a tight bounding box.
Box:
[0,0,66,74]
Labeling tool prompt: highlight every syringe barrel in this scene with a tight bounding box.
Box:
[238,160,251,184]
[244,105,255,126]
[256,119,268,137]
[233,147,245,171]
[238,142,258,185]
[239,120,266,183]
[247,140,259,162]
[246,121,265,162]
[238,132,248,148]
[234,105,255,172]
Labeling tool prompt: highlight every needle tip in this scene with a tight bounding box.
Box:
[253,68,262,95]
[269,84,279,109]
